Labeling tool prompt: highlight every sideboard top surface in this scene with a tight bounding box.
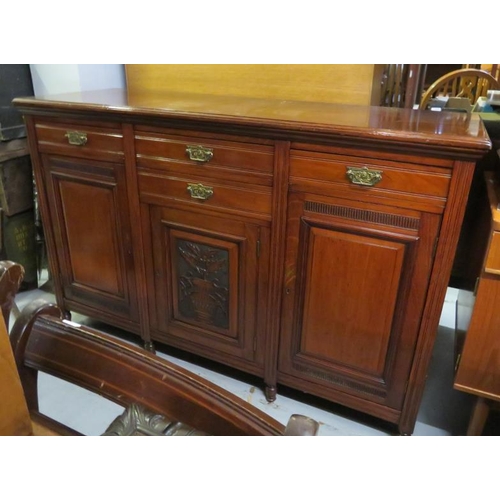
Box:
[13,88,492,158]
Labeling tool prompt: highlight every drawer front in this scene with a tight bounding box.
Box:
[35,120,124,162]
[138,171,272,217]
[135,131,274,182]
[290,150,451,211]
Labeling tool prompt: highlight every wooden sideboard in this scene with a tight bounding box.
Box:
[14,89,491,435]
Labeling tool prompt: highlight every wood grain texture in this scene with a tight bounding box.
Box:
[0,261,30,436]
[42,155,139,324]
[300,228,405,376]
[125,64,385,106]
[454,274,500,401]
[290,149,451,198]
[147,205,266,375]
[35,119,124,162]
[13,89,491,159]
[123,123,153,347]
[135,129,274,174]
[138,171,272,217]
[10,301,286,436]
[278,192,440,414]
[24,116,66,310]
[15,91,490,434]
[454,172,500,406]
[264,141,290,399]
[399,159,477,434]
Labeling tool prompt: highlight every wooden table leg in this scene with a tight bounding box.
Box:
[467,397,490,436]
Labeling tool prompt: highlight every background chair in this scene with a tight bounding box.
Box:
[420,68,500,110]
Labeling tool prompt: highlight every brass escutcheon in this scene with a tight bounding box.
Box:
[346,166,383,187]
[187,183,214,201]
[65,131,88,146]
[186,145,214,163]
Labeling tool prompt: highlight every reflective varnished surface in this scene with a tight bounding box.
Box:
[13,88,491,156]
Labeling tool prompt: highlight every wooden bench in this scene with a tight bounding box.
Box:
[7,298,318,436]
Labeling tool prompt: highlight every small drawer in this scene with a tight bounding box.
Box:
[138,171,272,217]
[135,130,274,182]
[290,150,451,201]
[35,120,124,162]
[485,231,500,275]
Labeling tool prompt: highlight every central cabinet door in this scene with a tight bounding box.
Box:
[147,205,268,374]
[278,192,441,412]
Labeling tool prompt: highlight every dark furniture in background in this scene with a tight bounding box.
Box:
[0,65,38,289]
[0,65,33,141]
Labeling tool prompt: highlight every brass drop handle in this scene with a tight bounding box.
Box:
[65,131,88,146]
[346,166,383,187]
[186,145,214,163]
[187,183,214,201]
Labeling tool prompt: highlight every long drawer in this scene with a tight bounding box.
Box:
[290,149,451,213]
[34,119,124,162]
[138,171,272,218]
[135,129,274,186]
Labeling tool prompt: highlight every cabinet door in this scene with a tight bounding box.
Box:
[278,193,441,411]
[146,205,268,373]
[42,155,139,325]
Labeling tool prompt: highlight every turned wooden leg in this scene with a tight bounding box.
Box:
[467,397,490,436]
[144,341,155,353]
[265,385,277,402]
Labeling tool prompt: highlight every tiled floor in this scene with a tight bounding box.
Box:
[12,282,475,436]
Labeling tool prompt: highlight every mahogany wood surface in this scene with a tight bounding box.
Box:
[278,191,441,418]
[41,155,139,326]
[455,173,500,413]
[455,274,500,402]
[13,89,490,157]
[14,89,491,435]
[9,300,286,436]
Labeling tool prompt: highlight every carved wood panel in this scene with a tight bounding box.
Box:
[171,230,237,337]
[146,205,267,372]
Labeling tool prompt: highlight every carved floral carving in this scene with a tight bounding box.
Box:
[177,240,229,328]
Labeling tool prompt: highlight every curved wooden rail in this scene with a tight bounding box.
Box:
[0,260,24,330]
[420,69,500,110]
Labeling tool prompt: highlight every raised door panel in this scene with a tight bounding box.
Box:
[301,228,405,377]
[147,205,268,374]
[278,193,441,411]
[42,156,139,324]
[59,181,122,295]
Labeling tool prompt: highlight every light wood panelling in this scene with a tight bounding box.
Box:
[125,64,385,106]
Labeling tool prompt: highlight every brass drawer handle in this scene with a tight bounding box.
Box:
[65,131,88,146]
[346,166,383,187]
[187,183,214,201]
[186,145,214,163]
